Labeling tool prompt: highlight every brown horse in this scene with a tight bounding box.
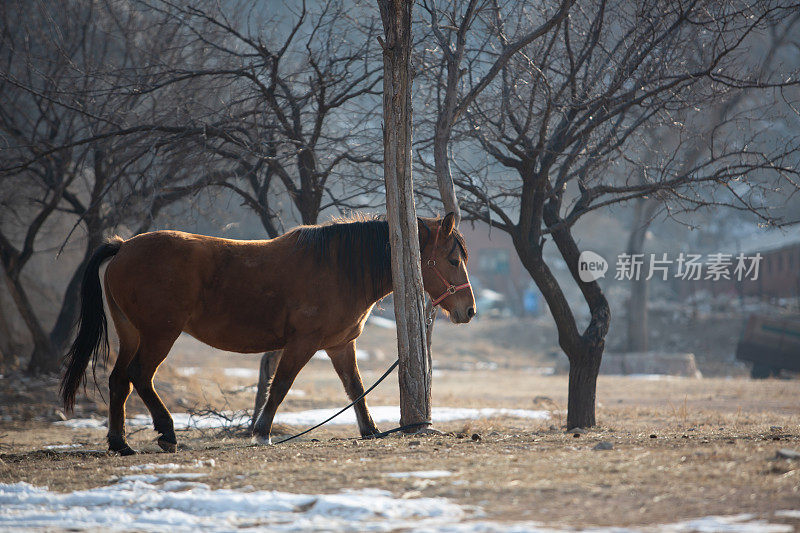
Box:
[61,213,475,455]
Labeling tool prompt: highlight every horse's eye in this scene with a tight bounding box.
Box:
[449,258,459,267]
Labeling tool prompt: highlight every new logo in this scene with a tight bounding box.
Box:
[578,251,608,282]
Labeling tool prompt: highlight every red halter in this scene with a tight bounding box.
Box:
[426,228,472,308]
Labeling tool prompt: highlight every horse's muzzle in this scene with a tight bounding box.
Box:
[450,306,476,324]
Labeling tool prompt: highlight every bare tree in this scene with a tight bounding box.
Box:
[135,0,384,237]
[409,0,574,356]
[622,11,800,352]
[377,0,434,431]
[436,0,800,427]
[417,0,574,224]
[0,1,219,373]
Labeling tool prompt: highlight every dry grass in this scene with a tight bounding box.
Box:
[1,318,799,529]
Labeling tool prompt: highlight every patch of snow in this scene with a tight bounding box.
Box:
[312,350,370,361]
[54,418,106,429]
[43,444,82,450]
[160,480,210,491]
[239,386,306,397]
[179,367,266,379]
[367,315,396,329]
[130,412,250,430]
[425,522,560,532]
[115,473,208,484]
[0,482,466,532]
[424,513,796,532]
[775,510,800,518]
[273,406,550,427]
[651,513,794,532]
[223,368,259,379]
[385,471,453,479]
[433,361,501,372]
[625,374,684,380]
[127,460,213,472]
[127,463,183,472]
[55,406,550,432]
[55,413,249,430]
[0,482,795,533]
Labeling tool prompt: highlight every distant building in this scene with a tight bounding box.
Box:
[458,223,532,312]
[754,242,800,299]
[673,228,800,302]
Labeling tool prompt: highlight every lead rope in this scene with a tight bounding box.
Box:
[273,358,430,444]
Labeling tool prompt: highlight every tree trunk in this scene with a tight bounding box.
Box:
[1,273,58,374]
[566,344,603,428]
[0,304,20,372]
[378,0,431,430]
[625,198,657,352]
[49,262,85,353]
[627,278,648,352]
[49,231,103,353]
[257,211,280,240]
[0,290,22,369]
[514,199,611,429]
[543,204,610,428]
[433,120,460,223]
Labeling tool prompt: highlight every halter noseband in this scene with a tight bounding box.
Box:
[426,227,471,310]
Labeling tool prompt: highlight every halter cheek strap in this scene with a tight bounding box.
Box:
[426,228,471,308]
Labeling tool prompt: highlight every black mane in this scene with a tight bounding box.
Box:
[295,214,392,301]
[294,213,468,301]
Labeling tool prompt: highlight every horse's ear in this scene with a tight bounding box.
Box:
[441,212,456,238]
[417,217,431,249]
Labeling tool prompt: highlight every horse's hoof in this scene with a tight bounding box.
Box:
[157,438,178,453]
[413,427,444,436]
[108,435,136,455]
[110,445,137,456]
[251,434,272,446]
[361,427,382,439]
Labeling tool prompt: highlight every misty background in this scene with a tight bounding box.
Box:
[1,0,799,378]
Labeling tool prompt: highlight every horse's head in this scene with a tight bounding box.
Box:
[419,213,476,324]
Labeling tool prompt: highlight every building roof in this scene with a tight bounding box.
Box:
[740,224,800,254]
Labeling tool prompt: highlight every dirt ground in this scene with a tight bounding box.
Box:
[1,317,799,530]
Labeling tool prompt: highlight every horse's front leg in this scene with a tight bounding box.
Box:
[327,341,380,438]
[252,339,317,445]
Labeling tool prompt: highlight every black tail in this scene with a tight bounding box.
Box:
[60,237,123,412]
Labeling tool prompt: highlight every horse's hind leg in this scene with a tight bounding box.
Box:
[252,339,317,444]
[252,350,281,429]
[327,341,379,438]
[107,302,139,455]
[128,331,180,452]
